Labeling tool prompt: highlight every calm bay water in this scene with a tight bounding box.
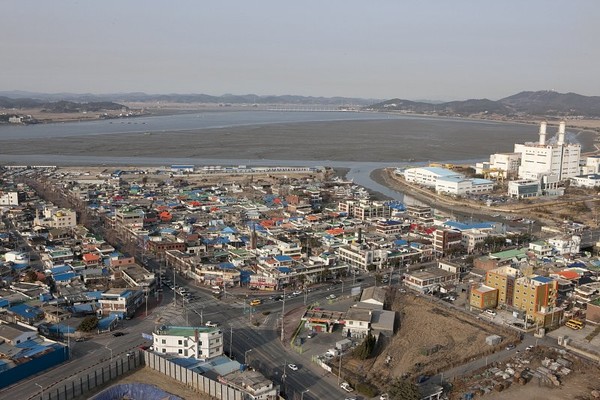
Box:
[0,110,594,202]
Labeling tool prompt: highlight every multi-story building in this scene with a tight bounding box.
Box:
[338,199,391,220]
[153,325,223,360]
[461,230,488,254]
[485,266,521,307]
[114,207,145,229]
[98,288,144,319]
[470,285,498,310]
[513,275,560,327]
[34,206,77,229]
[336,242,387,271]
[476,152,522,179]
[113,263,156,291]
[514,121,581,182]
[375,219,408,235]
[528,241,553,258]
[406,204,434,225]
[0,191,25,206]
[433,229,462,256]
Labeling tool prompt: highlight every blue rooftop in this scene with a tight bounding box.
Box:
[274,255,293,263]
[444,221,495,231]
[218,262,235,270]
[8,304,42,319]
[422,167,462,176]
[53,272,78,282]
[277,267,292,274]
[85,291,103,300]
[532,276,553,284]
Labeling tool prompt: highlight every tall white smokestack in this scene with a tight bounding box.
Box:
[539,121,547,145]
[557,121,566,145]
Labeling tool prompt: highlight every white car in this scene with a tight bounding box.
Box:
[380,394,389,400]
[288,364,298,371]
[340,382,354,392]
[327,294,337,300]
[484,309,497,317]
[205,321,219,327]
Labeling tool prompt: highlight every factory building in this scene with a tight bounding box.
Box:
[514,121,581,182]
[403,167,493,195]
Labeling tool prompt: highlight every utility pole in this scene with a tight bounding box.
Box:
[229,326,233,358]
[172,259,176,308]
[280,288,286,342]
[338,353,342,385]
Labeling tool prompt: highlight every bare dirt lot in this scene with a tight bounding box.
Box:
[342,293,519,390]
[449,347,600,400]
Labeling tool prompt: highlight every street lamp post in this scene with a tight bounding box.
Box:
[244,349,253,365]
[35,383,43,400]
[301,389,310,400]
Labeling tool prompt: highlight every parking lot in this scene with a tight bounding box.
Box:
[547,324,600,358]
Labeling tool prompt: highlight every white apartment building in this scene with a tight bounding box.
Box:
[461,230,488,253]
[0,191,21,206]
[514,121,581,181]
[338,199,391,220]
[153,325,223,360]
[34,206,77,229]
[548,235,581,255]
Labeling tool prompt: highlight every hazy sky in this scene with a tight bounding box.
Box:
[2,1,598,100]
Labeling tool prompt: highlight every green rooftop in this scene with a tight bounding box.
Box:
[591,297,600,307]
[158,326,218,336]
[490,248,528,260]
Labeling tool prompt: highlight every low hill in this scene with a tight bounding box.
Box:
[365,90,600,118]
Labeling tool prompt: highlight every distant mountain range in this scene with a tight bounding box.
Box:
[365,91,600,118]
[1,90,599,118]
[0,91,378,107]
[0,96,126,113]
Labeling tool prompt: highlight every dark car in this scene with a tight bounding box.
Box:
[113,331,125,337]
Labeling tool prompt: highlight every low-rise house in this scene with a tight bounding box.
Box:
[403,267,460,294]
[0,322,38,345]
[6,304,44,325]
[370,309,395,337]
[359,286,386,309]
[344,308,371,338]
[218,369,279,400]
